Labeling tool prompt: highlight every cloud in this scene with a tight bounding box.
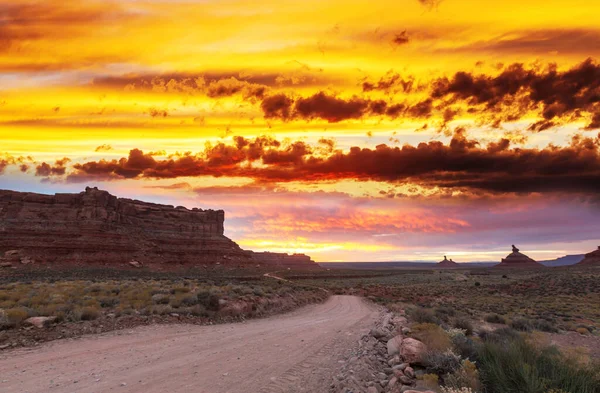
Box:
[392,31,410,46]
[95,144,113,152]
[147,107,168,118]
[35,158,71,177]
[0,153,35,175]
[456,29,600,56]
[61,131,600,197]
[259,92,430,122]
[362,71,417,93]
[431,58,600,129]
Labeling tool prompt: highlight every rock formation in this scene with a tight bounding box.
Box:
[494,245,545,268]
[0,187,318,269]
[436,256,460,268]
[576,246,600,266]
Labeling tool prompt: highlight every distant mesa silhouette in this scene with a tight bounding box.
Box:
[576,246,600,266]
[437,255,460,268]
[494,245,545,268]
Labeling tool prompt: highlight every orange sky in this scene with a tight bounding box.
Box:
[1,0,600,261]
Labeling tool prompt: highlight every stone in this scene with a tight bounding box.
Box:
[399,375,413,385]
[24,316,57,329]
[128,260,142,268]
[0,263,12,268]
[387,335,404,356]
[404,366,415,378]
[387,377,398,388]
[0,188,319,269]
[400,338,427,364]
[370,328,388,339]
[367,387,378,393]
[388,355,401,366]
[401,327,411,335]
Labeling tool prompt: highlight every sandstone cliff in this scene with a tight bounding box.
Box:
[0,187,317,269]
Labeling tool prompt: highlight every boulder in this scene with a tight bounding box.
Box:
[400,338,427,364]
[387,335,404,356]
[24,316,57,329]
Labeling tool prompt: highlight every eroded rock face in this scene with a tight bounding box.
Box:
[0,187,317,268]
[494,245,545,268]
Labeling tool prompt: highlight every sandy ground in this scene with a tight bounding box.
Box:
[0,295,379,393]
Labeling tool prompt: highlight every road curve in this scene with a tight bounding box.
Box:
[0,295,379,393]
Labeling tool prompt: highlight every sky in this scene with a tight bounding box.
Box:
[1,0,600,262]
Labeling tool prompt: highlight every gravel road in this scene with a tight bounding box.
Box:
[0,295,379,393]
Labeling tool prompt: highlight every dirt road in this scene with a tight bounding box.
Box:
[0,296,379,393]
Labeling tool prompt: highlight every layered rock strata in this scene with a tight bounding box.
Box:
[0,187,317,268]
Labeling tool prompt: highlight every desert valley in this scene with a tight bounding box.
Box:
[2,0,600,391]
[0,188,599,393]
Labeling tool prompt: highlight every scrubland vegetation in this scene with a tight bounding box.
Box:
[299,268,600,334]
[0,274,326,347]
[293,267,600,392]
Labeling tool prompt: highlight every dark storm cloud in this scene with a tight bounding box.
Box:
[62,131,600,197]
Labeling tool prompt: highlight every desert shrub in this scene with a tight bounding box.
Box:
[253,287,265,297]
[151,305,173,315]
[479,327,520,345]
[423,349,462,376]
[485,313,507,324]
[412,323,452,351]
[511,317,534,332]
[477,334,600,393]
[532,319,559,333]
[190,304,208,317]
[170,287,191,295]
[68,308,83,322]
[80,307,100,321]
[408,307,440,325]
[576,327,590,335]
[435,306,457,322]
[421,373,440,390]
[99,297,119,308]
[443,359,480,391]
[180,295,198,306]
[151,294,170,305]
[451,333,478,361]
[452,317,474,336]
[197,291,220,312]
[1,308,29,328]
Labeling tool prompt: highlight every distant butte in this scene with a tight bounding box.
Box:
[436,255,460,268]
[0,187,318,270]
[494,245,545,268]
[576,246,600,266]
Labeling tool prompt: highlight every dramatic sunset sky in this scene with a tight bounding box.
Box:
[1,0,599,262]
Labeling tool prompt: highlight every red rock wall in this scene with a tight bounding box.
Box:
[0,187,246,266]
[0,187,318,269]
